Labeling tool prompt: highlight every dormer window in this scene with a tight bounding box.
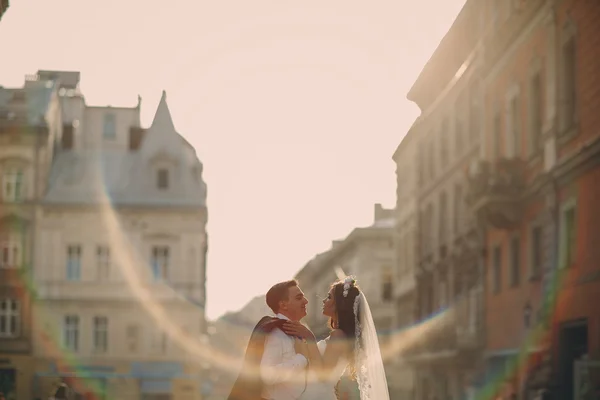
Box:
[157,168,169,189]
[2,169,24,202]
[103,113,116,139]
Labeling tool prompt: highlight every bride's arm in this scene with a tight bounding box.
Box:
[305,330,350,382]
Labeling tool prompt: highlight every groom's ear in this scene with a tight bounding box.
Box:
[278,299,288,312]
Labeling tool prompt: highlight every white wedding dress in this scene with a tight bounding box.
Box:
[300,338,348,400]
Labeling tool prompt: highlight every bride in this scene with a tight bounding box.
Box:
[282,276,390,400]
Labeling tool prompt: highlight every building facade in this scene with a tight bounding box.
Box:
[30,72,208,400]
[402,1,487,398]
[389,121,419,400]
[0,75,61,400]
[466,0,600,399]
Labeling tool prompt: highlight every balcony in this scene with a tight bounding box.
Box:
[454,288,484,351]
[466,158,527,230]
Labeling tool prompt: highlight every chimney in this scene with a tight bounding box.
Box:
[374,203,394,222]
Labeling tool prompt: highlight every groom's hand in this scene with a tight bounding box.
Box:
[282,321,316,342]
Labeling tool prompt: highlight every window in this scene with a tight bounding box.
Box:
[561,34,577,131]
[427,203,434,254]
[157,168,169,189]
[468,288,478,332]
[161,333,168,353]
[529,71,543,154]
[470,83,480,141]
[62,124,74,149]
[64,315,79,351]
[492,0,502,27]
[0,299,20,338]
[93,316,108,353]
[429,140,435,179]
[2,169,24,202]
[439,191,447,246]
[0,237,21,269]
[151,246,170,280]
[493,110,502,159]
[440,119,449,164]
[152,331,168,353]
[510,236,520,288]
[381,267,393,302]
[530,225,543,278]
[96,246,110,281]
[454,184,463,234]
[507,93,520,157]
[455,118,464,157]
[66,245,82,281]
[559,200,577,269]
[418,143,425,184]
[438,278,448,308]
[126,324,140,353]
[419,211,427,256]
[492,245,502,294]
[103,113,116,139]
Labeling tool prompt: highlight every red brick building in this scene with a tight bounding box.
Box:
[466,0,600,399]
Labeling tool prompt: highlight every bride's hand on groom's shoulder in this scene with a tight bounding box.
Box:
[282,321,315,342]
[294,337,309,358]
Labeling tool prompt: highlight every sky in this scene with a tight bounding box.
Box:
[1,0,465,320]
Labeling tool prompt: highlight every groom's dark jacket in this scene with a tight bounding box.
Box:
[227,316,288,400]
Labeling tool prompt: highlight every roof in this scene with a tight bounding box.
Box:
[392,117,420,161]
[406,0,477,110]
[45,91,207,208]
[295,216,394,281]
[0,79,56,125]
[37,70,80,89]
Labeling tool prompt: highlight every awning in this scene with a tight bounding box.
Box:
[140,379,172,394]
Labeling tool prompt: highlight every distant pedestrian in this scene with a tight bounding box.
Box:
[52,383,69,400]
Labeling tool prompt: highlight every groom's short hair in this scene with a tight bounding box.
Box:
[266,279,298,313]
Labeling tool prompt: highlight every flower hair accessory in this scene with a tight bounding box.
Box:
[342,276,356,297]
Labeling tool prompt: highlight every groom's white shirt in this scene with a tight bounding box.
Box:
[260,313,308,400]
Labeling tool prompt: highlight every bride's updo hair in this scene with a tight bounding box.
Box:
[328,277,361,338]
[329,277,361,381]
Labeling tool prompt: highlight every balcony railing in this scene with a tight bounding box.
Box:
[406,288,483,361]
[466,158,527,229]
[455,288,483,351]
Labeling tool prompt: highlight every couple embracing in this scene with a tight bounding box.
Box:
[227,276,389,400]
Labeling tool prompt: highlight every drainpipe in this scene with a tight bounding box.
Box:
[30,124,42,355]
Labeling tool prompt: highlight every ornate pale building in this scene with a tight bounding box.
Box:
[31,71,208,399]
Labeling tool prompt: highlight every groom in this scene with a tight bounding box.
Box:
[227,279,310,400]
